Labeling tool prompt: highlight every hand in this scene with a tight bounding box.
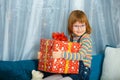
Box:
[86,54,92,60]
[37,51,42,59]
[52,49,63,59]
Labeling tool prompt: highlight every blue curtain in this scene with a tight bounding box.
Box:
[0,0,120,61]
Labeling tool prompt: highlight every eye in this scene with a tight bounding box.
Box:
[81,25,85,27]
[75,25,78,27]
[74,25,78,27]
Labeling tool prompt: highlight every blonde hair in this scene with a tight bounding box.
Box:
[68,10,92,38]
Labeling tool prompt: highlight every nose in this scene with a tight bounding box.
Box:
[78,26,81,29]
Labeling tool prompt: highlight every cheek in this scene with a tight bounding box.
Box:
[82,28,86,31]
[73,28,76,32]
[80,28,85,31]
[79,28,86,33]
[72,29,76,33]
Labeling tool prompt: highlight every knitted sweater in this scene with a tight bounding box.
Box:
[63,33,92,67]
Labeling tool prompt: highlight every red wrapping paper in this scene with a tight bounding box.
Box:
[38,39,80,74]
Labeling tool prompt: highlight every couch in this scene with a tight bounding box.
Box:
[0,53,104,80]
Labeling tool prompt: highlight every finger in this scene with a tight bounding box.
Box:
[37,52,40,59]
[86,54,91,57]
[38,52,40,55]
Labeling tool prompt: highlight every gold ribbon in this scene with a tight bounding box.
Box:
[44,40,49,71]
[65,42,72,73]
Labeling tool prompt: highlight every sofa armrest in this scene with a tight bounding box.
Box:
[90,53,104,80]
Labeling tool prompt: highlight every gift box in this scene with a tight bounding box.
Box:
[38,39,81,74]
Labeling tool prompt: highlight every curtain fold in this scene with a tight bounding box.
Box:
[0,0,120,61]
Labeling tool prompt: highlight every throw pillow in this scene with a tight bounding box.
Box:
[101,47,120,80]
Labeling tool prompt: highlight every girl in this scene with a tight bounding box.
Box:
[53,10,92,80]
[39,10,92,80]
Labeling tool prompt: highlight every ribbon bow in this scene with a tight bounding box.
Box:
[52,32,68,41]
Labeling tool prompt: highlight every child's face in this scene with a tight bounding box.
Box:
[73,21,86,36]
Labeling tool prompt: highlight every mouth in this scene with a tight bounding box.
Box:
[76,32,81,34]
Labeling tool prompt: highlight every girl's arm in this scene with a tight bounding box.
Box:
[63,37,92,61]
